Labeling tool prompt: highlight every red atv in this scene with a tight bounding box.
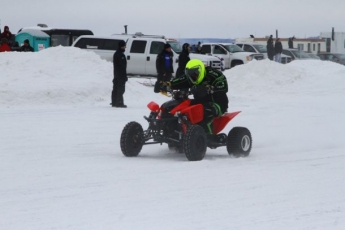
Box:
[120,89,252,161]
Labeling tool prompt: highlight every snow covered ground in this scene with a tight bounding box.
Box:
[1,47,345,230]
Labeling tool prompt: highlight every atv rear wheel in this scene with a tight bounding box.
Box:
[227,127,252,157]
[120,122,144,157]
[183,125,207,161]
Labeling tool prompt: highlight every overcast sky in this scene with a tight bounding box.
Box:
[1,0,344,39]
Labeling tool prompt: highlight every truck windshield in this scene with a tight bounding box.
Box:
[167,41,182,53]
[252,44,267,53]
[222,44,244,53]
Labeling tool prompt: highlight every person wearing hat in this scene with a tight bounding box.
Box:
[111,40,128,108]
[175,43,191,78]
[20,39,34,52]
[154,43,174,93]
[266,35,274,60]
[288,36,295,48]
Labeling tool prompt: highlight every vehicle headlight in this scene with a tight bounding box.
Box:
[246,56,253,61]
[202,61,208,66]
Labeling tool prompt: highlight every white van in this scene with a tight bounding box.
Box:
[72,33,222,76]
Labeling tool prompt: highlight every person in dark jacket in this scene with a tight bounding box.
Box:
[266,35,274,60]
[159,59,229,135]
[175,43,190,78]
[1,26,15,46]
[111,40,128,108]
[0,38,11,52]
[274,38,283,63]
[288,36,295,48]
[154,43,174,93]
[20,39,34,52]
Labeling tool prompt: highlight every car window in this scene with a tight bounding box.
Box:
[150,41,165,54]
[201,45,211,54]
[102,39,120,50]
[213,45,227,54]
[51,34,69,47]
[130,40,147,53]
[325,54,333,60]
[243,44,256,53]
[222,44,243,53]
[236,44,243,48]
[167,41,182,53]
[74,38,102,49]
[317,54,325,60]
[338,54,345,60]
[282,50,293,58]
[291,50,310,59]
[252,44,267,53]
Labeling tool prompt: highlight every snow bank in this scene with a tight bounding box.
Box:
[1,47,345,108]
[0,46,112,107]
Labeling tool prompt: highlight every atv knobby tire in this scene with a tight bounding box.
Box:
[227,127,252,157]
[120,122,144,157]
[183,125,207,161]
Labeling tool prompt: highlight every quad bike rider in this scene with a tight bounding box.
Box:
[159,59,229,138]
[120,59,252,161]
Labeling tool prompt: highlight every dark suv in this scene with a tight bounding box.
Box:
[317,53,345,65]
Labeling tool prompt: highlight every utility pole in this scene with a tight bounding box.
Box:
[124,25,128,35]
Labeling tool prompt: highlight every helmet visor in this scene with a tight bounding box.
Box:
[185,67,200,83]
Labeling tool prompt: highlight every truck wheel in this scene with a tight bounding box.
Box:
[120,122,144,157]
[183,125,207,161]
[227,127,252,157]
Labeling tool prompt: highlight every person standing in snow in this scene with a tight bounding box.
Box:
[288,36,295,48]
[1,26,14,46]
[20,39,34,52]
[274,38,283,63]
[154,43,174,93]
[266,35,274,60]
[111,40,128,108]
[175,43,191,78]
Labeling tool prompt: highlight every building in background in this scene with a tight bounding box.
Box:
[235,37,326,54]
[320,32,345,54]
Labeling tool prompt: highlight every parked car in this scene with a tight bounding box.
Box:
[282,48,314,60]
[317,53,345,65]
[236,42,292,64]
[200,43,264,69]
[306,53,321,60]
[72,33,221,76]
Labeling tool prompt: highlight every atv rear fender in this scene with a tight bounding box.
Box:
[213,111,241,134]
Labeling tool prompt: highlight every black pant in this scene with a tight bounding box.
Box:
[154,73,172,93]
[112,80,126,106]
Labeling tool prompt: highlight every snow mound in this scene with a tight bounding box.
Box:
[0,46,113,107]
[225,59,345,98]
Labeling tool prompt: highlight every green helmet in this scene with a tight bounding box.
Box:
[185,59,205,85]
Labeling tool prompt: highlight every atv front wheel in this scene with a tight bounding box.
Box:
[183,125,207,161]
[227,127,252,157]
[120,122,144,157]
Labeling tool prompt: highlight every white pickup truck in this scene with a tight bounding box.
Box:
[72,34,222,76]
[200,43,264,69]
